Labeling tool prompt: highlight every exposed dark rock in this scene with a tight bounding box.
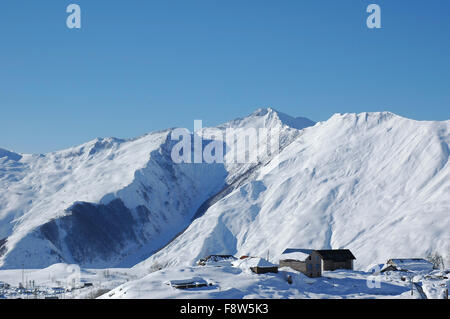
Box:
[0,237,7,257]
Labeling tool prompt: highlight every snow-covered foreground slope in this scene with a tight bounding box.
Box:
[0,108,311,269]
[99,264,423,299]
[2,261,447,299]
[135,112,450,271]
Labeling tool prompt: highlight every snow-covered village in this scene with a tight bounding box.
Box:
[0,249,448,299]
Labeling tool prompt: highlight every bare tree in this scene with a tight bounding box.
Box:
[427,252,445,270]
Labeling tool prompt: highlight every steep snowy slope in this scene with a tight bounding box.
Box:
[134,112,450,271]
[0,108,312,269]
[0,131,230,268]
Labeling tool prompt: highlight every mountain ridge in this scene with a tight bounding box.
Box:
[0,108,313,268]
[132,110,450,271]
[0,108,449,269]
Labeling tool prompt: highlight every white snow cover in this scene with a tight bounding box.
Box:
[0,108,311,269]
[0,108,449,273]
[0,130,229,268]
[0,261,447,299]
[280,252,310,261]
[99,264,431,299]
[233,257,276,269]
[0,134,163,243]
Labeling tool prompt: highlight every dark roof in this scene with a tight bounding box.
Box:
[315,249,356,261]
[282,248,314,255]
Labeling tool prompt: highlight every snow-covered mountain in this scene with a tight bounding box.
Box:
[134,111,450,271]
[0,108,448,270]
[0,108,311,269]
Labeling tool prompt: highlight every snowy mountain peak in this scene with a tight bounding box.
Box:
[250,107,280,117]
[220,107,315,131]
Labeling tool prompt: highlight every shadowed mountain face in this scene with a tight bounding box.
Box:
[39,199,144,265]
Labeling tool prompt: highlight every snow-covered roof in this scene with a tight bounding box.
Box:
[280,251,310,261]
[169,277,207,286]
[235,257,276,269]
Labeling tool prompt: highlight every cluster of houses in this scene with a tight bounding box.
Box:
[0,279,94,299]
[197,248,437,279]
[381,259,435,273]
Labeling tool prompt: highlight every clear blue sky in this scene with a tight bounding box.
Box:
[1,0,449,154]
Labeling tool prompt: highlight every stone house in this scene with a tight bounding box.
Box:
[279,248,356,278]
